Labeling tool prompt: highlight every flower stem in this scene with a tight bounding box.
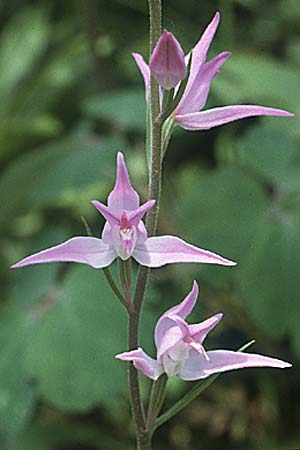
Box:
[146,374,168,431]
[128,2,162,450]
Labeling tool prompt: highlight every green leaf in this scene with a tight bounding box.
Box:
[238,122,300,194]
[0,305,36,439]
[237,211,300,347]
[83,88,146,131]
[0,134,126,226]
[0,7,50,110]
[25,265,128,412]
[176,166,267,286]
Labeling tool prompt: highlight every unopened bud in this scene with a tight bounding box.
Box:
[149,30,186,90]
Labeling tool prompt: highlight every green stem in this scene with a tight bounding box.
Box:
[128,2,162,449]
[146,375,168,431]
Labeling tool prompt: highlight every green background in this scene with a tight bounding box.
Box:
[0,0,299,449]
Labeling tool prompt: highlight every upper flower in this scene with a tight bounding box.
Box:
[11,152,236,270]
[133,12,294,131]
[116,281,291,380]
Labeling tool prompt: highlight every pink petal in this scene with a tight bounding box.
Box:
[176,105,294,131]
[186,12,220,91]
[188,313,223,344]
[156,322,187,360]
[149,30,186,90]
[132,52,150,99]
[107,152,140,212]
[115,347,163,380]
[155,282,198,356]
[127,199,155,226]
[11,237,116,269]
[133,235,236,268]
[179,349,292,381]
[91,200,120,225]
[176,51,231,115]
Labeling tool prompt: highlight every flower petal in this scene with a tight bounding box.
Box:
[133,235,236,268]
[11,237,116,269]
[107,152,140,212]
[156,322,187,360]
[176,51,231,115]
[127,199,155,226]
[132,52,151,99]
[188,313,223,344]
[115,347,163,380]
[91,200,120,225]
[179,349,292,381]
[176,105,294,131]
[186,12,220,90]
[155,282,198,355]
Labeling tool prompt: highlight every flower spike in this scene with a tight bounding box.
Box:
[116,282,291,381]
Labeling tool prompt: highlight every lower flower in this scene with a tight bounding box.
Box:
[116,281,291,380]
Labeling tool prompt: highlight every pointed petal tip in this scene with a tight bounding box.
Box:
[192,280,199,296]
[117,151,125,162]
[226,259,237,266]
[222,50,232,58]
[268,108,295,117]
[209,11,220,28]
[115,352,127,360]
[282,361,292,368]
[148,199,156,208]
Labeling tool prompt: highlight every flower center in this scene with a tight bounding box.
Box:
[112,212,137,260]
[184,337,210,361]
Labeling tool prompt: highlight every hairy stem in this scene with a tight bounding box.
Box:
[146,375,168,431]
[128,1,162,449]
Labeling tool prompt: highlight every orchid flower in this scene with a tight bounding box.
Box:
[11,153,235,270]
[116,281,291,380]
[133,12,294,131]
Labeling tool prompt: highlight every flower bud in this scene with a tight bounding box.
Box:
[149,30,186,90]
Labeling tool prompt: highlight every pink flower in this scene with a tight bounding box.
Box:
[116,281,291,380]
[133,12,294,130]
[11,153,235,270]
[149,30,186,90]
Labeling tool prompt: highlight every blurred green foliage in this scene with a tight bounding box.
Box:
[0,1,299,449]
